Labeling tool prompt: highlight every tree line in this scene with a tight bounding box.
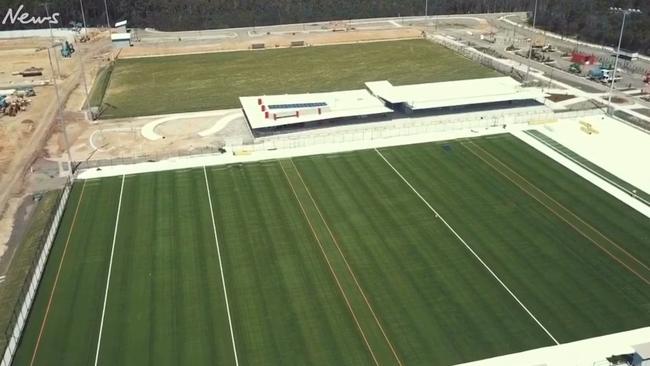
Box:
[1,0,648,54]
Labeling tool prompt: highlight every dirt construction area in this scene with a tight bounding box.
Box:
[0,32,112,268]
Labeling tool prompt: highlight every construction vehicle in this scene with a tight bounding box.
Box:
[541,44,555,52]
[588,67,611,80]
[531,49,554,64]
[571,51,597,65]
[530,35,545,49]
[569,63,582,74]
[60,41,75,58]
[15,87,36,97]
[593,68,621,84]
[0,96,30,116]
[480,32,496,43]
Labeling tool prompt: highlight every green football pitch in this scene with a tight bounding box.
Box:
[98,39,498,119]
[12,134,650,365]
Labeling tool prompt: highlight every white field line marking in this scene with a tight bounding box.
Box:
[0,275,5,283]
[203,166,240,366]
[94,174,126,366]
[374,148,561,346]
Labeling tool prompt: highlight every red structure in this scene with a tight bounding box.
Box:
[571,52,597,65]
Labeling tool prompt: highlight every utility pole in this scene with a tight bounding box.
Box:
[47,47,75,177]
[103,0,111,29]
[425,0,428,21]
[524,0,538,82]
[607,8,641,116]
[78,0,90,118]
[43,3,62,79]
[79,0,88,37]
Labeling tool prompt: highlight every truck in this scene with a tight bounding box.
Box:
[588,67,612,81]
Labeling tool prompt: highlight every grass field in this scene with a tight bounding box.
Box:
[98,39,498,119]
[11,134,650,365]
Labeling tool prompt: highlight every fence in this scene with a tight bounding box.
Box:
[74,145,227,171]
[1,182,72,366]
[70,108,595,169]
[248,108,555,151]
[429,34,527,80]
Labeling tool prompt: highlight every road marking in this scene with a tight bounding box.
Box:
[289,159,404,366]
[375,148,561,345]
[203,166,240,366]
[30,180,88,366]
[463,141,650,285]
[94,174,126,366]
[0,275,5,283]
[279,161,380,366]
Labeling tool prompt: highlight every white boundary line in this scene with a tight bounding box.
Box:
[521,130,650,209]
[203,166,240,366]
[94,174,126,366]
[374,148,561,346]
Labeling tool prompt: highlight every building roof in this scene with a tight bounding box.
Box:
[241,89,392,130]
[365,76,542,110]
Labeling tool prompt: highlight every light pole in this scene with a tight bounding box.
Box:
[524,0,538,82]
[425,0,428,21]
[607,7,641,116]
[47,47,75,176]
[43,3,61,79]
[78,0,90,117]
[79,0,88,37]
[103,0,111,29]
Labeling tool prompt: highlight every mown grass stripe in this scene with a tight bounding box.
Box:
[93,174,125,366]
[463,141,650,285]
[289,158,404,366]
[279,160,381,366]
[29,180,87,366]
[374,147,561,346]
[202,166,240,366]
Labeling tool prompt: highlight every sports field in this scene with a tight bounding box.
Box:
[12,134,650,365]
[98,39,498,119]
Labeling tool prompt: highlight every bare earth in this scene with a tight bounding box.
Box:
[120,28,423,58]
[0,32,112,268]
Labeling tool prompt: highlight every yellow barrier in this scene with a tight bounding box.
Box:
[580,125,599,135]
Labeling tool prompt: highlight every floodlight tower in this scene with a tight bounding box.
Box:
[607,7,641,116]
[425,0,428,21]
[103,0,111,29]
[524,0,539,82]
[77,0,90,118]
